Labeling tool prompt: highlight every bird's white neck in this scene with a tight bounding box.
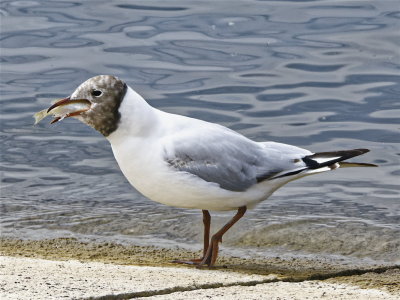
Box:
[107,87,161,144]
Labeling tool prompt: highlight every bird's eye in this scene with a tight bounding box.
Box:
[91,90,103,97]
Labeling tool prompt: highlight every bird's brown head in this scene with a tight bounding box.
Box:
[48,75,127,136]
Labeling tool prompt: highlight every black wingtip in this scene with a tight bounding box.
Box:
[302,148,372,169]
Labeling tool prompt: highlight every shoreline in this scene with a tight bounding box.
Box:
[1,237,399,299]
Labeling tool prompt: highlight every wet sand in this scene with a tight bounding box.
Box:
[1,238,399,299]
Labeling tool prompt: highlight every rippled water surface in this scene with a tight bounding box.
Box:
[1,0,399,263]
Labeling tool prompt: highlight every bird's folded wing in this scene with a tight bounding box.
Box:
[163,130,310,192]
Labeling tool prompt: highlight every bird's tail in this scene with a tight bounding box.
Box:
[269,148,377,180]
[301,148,377,174]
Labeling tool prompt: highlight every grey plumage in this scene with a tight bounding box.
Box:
[164,128,311,192]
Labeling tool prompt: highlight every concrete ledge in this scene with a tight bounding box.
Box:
[138,281,397,300]
[1,256,397,300]
[0,256,272,299]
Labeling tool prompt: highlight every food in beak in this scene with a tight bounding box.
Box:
[33,98,91,124]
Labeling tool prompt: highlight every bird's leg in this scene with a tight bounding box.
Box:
[199,206,247,267]
[172,209,211,265]
[201,210,211,258]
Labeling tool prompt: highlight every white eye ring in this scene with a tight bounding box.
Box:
[92,89,103,97]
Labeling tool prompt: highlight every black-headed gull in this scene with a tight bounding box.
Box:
[43,75,376,267]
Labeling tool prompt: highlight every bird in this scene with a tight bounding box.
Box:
[43,75,377,267]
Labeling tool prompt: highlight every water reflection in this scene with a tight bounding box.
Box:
[1,0,399,263]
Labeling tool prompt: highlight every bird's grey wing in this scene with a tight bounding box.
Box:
[163,131,309,192]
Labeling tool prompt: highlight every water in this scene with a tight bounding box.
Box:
[1,0,399,264]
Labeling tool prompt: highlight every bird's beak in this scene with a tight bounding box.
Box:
[47,97,72,113]
[47,97,92,124]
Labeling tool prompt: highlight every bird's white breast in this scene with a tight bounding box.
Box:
[109,131,272,210]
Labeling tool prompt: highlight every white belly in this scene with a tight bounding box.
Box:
[109,138,274,211]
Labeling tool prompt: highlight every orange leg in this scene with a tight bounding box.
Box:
[173,207,246,267]
[202,210,211,257]
[173,210,211,265]
[199,206,247,267]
